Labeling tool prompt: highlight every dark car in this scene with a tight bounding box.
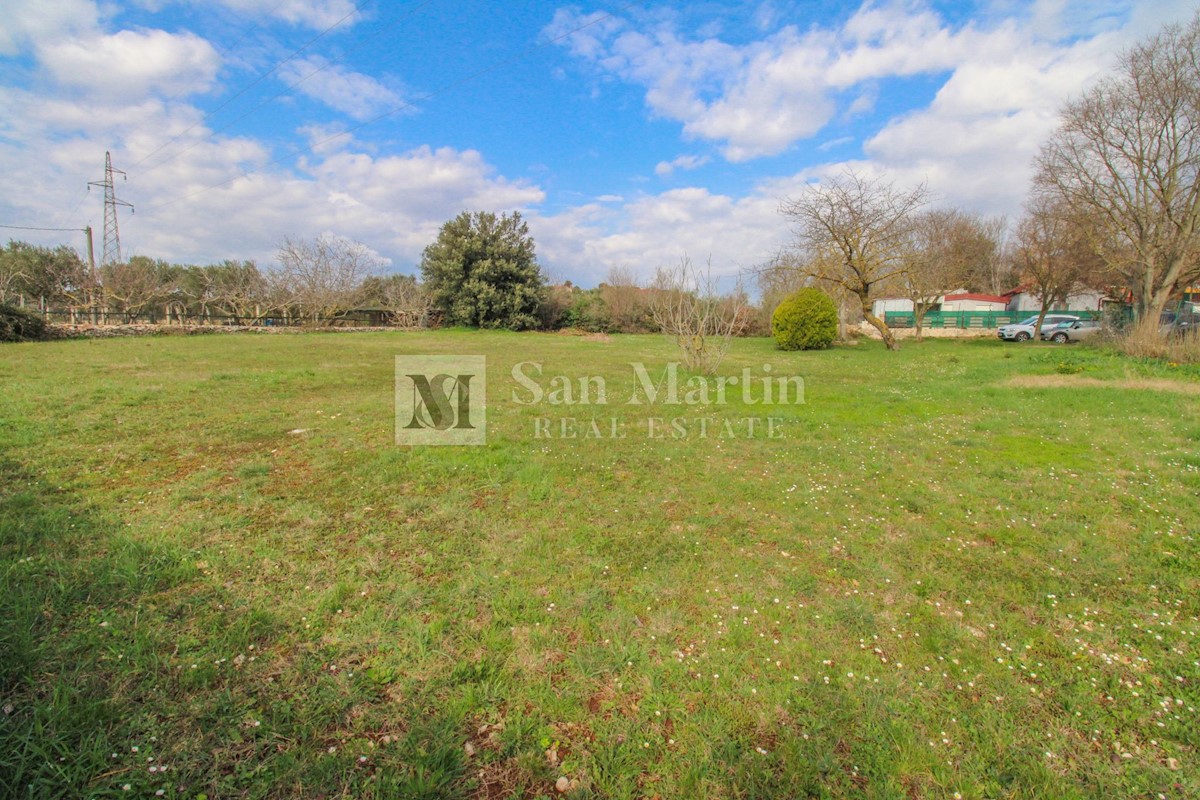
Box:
[1160,311,1199,338]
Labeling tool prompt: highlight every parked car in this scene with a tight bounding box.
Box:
[997,314,1080,341]
[1160,311,1199,338]
[1042,318,1102,343]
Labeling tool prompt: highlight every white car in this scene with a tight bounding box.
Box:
[997,314,1080,341]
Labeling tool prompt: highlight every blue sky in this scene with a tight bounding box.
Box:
[0,0,1193,286]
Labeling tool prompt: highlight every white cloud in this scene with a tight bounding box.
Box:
[654,154,710,176]
[548,0,1191,164]
[0,73,545,273]
[551,2,977,161]
[818,136,854,152]
[40,29,221,99]
[276,55,403,121]
[212,0,360,30]
[814,18,1130,217]
[0,0,100,55]
[531,186,788,287]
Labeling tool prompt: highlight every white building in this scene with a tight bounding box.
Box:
[870,297,915,316]
[1004,287,1106,312]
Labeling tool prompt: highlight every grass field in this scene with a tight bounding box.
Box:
[1,331,1198,799]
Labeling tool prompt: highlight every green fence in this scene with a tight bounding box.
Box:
[883,310,1105,329]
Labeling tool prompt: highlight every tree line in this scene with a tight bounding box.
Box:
[0,213,756,334]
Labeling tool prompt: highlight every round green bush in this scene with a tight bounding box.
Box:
[771,288,837,351]
[0,304,51,343]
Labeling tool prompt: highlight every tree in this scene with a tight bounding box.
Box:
[0,241,88,307]
[781,171,929,351]
[209,260,267,321]
[1012,199,1107,337]
[755,251,807,332]
[649,257,745,374]
[1035,12,1200,333]
[899,209,999,340]
[0,244,29,304]
[275,235,381,324]
[360,273,431,328]
[100,256,171,321]
[599,265,656,333]
[420,211,545,330]
[965,215,1010,295]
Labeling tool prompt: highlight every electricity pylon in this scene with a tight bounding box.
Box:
[88,151,133,265]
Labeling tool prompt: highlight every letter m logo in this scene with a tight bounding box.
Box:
[395,356,486,445]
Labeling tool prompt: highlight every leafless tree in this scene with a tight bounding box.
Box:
[378,274,432,328]
[600,265,655,333]
[1012,199,1108,337]
[781,171,930,350]
[968,215,1011,295]
[899,209,1000,339]
[1034,12,1200,334]
[755,250,807,327]
[274,235,382,324]
[650,257,745,374]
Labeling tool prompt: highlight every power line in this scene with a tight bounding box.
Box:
[127,1,363,171]
[137,0,439,179]
[141,3,640,215]
[55,187,92,228]
[0,224,87,232]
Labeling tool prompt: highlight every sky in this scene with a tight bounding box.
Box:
[0,0,1195,288]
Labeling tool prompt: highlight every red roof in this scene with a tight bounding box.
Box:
[943,293,1009,304]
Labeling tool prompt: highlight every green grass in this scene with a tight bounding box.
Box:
[1,331,1198,799]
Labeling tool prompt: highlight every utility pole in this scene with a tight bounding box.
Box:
[84,225,98,323]
[88,151,133,265]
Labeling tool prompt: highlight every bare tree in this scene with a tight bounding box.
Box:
[755,250,807,328]
[1035,12,1200,334]
[275,235,382,324]
[899,209,1000,339]
[781,171,929,350]
[377,274,432,328]
[600,265,655,333]
[969,215,1010,295]
[650,257,745,374]
[1012,199,1107,338]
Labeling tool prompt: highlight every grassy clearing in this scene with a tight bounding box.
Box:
[1,332,1198,799]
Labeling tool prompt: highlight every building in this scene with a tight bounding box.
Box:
[1003,286,1106,313]
[870,297,916,316]
[940,293,1009,312]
